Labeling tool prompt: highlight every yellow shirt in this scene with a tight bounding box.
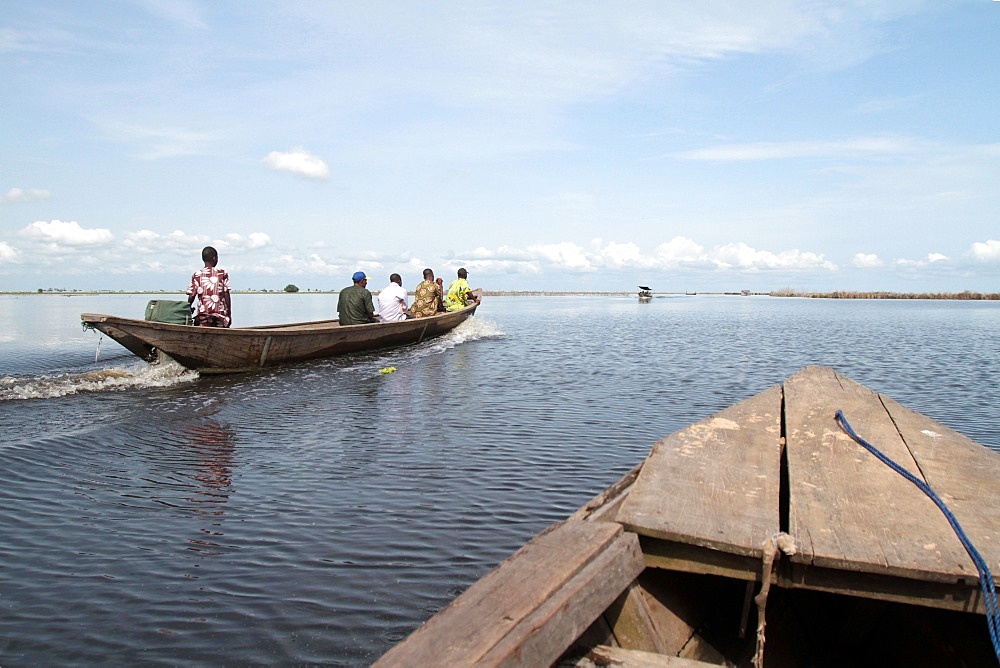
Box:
[445,278,472,311]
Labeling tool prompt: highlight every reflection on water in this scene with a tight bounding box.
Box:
[184,418,236,513]
[182,417,237,556]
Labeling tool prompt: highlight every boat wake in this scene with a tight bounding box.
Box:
[415,315,504,354]
[332,315,505,375]
[442,315,504,344]
[0,359,198,401]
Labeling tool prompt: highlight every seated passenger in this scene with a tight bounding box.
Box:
[408,268,445,318]
[377,273,409,322]
[444,267,480,312]
[337,271,377,325]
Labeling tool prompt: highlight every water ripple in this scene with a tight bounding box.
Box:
[1,296,998,664]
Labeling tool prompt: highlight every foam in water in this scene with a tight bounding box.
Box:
[442,316,505,344]
[0,359,198,401]
[391,316,504,359]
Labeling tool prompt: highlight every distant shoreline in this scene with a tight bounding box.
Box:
[766,289,1000,300]
[5,289,1000,300]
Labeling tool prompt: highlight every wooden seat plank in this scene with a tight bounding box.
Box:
[616,384,782,557]
[880,394,1000,578]
[373,519,644,667]
[784,366,976,582]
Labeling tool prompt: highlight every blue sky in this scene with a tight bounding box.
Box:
[2,1,999,293]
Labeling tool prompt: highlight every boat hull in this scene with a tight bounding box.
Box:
[81,305,478,373]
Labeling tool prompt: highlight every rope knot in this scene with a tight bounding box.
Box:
[773,531,797,557]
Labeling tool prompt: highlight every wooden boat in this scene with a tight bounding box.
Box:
[375,366,1000,667]
[638,286,653,301]
[81,303,479,374]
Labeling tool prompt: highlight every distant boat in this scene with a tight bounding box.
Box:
[637,286,653,301]
[81,300,479,374]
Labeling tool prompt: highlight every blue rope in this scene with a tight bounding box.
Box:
[835,410,1000,662]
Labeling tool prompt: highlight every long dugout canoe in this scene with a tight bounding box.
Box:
[81,303,478,374]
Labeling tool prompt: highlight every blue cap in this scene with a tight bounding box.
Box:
[352,271,369,282]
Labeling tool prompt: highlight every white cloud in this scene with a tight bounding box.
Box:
[894,252,950,268]
[261,148,330,180]
[529,241,594,270]
[710,242,836,271]
[852,253,883,268]
[654,236,710,265]
[969,240,1000,262]
[598,240,646,268]
[19,220,113,246]
[123,229,208,255]
[123,229,273,256]
[296,253,360,276]
[250,233,271,248]
[1,187,52,204]
[219,232,272,252]
[405,2,918,106]
[441,236,838,276]
[0,241,18,261]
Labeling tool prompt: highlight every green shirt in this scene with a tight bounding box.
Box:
[337,284,376,325]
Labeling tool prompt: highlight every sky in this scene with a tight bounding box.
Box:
[2,1,999,293]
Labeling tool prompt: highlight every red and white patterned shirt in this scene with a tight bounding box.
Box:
[187,266,231,326]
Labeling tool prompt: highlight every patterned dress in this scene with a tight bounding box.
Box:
[409,279,444,318]
[187,266,231,327]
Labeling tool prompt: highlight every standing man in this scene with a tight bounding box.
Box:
[444,267,480,312]
[337,271,377,325]
[408,268,444,318]
[187,246,232,327]
[377,273,409,322]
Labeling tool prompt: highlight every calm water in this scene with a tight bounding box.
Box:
[1,293,998,665]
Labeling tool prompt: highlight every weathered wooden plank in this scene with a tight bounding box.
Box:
[616,384,783,557]
[640,537,761,582]
[784,366,976,583]
[481,530,644,666]
[604,583,669,653]
[783,562,990,614]
[565,645,725,667]
[634,570,730,661]
[373,520,642,667]
[880,393,1000,578]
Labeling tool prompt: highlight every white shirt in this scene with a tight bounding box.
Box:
[377,282,409,321]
